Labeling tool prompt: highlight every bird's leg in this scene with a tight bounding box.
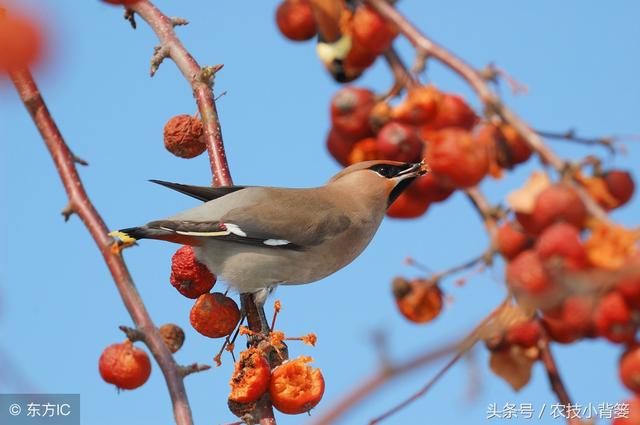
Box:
[239,291,271,342]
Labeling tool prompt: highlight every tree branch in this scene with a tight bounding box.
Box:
[365,0,611,224]
[9,69,195,425]
[126,0,232,187]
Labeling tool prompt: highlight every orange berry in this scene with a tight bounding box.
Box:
[275,0,317,41]
[506,250,558,308]
[496,221,533,261]
[477,124,532,170]
[163,115,206,158]
[190,293,240,338]
[392,86,442,125]
[392,277,443,323]
[229,348,271,403]
[612,397,640,425]
[347,137,380,164]
[270,356,325,415]
[170,246,216,299]
[0,10,43,72]
[99,341,151,390]
[620,346,640,394]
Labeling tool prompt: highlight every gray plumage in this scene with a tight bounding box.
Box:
[113,160,426,295]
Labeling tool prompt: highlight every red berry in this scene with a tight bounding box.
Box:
[496,221,533,260]
[99,341,151,390]
[621,346,640,394]
[386,191,430,219]
[594,291,637,344]
[541,314,581,344]
[351,4,397,54]
[406,172,455,203]
[423,128,489,188]
[376,122,423,162]
[530,184,587,233]
[534,222,590,271]
[506,250,558,307]
[0,11,43,73]
[422,93,477,131]
[477,124,532,169]
[170,246,216,299]
[605,170,635,208]
[342,35,378,72]
[190,292,241,338]
[330,87,375,139]
[270,356,325,414]
[229,348,271,403]
[505,320,542,348]
[326,127,357,166]
[275,0,317,41]
[163,115,206,158]
[618,274,640,310]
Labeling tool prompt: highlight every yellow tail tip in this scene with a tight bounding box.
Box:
[108,231,137,244]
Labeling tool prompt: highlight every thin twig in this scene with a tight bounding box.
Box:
[535,129,628,154]
[9,69,195,425]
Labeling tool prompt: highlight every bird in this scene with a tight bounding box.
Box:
[110,160,427,329]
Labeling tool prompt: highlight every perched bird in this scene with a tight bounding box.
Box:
[111,160,426,327]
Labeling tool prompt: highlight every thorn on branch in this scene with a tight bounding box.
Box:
[150,45,171,77]
[195,64,224,87]
[123,9,136,30]
[61,203,75,222]
[214,91,228,102]
[119,325,145,342]
[480,63,528,96]
[72,153,89,166]
[170,17,189,27]
[179,362,211,377]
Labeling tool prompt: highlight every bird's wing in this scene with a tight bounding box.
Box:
[143,188,352,250]
[149,180,248,202]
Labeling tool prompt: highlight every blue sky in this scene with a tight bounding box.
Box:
[1,1,639,424]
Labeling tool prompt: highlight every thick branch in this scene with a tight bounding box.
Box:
[127,0,231,186]
[366,0,610,224]
[9,69,194,425]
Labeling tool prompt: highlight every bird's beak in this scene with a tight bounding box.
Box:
[395,161,429,180]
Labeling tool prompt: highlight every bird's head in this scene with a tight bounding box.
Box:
[329,160,430,207]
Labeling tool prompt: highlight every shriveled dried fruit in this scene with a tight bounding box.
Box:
[270,356,325,414]
[170,245,216,299]
[190,292,240,338]
[477,124,532,170]
[99,341,151,390]
[229,348,271,403]
[163,115,206,158]
[159,323,185,353]
[585,223,639,270]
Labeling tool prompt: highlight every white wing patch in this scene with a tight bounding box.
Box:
[224,223,247,237]
[264,239,290,246]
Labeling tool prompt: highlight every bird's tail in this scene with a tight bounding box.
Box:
[109,226,201,246]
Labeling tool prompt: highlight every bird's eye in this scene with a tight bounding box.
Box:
[370,164,396,178]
